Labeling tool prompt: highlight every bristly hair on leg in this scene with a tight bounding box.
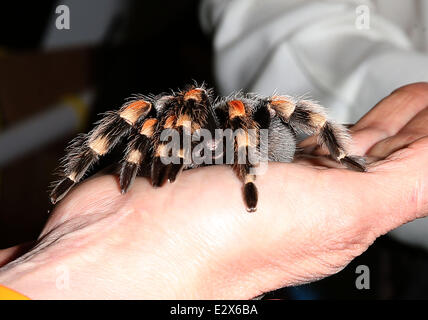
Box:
[49,133,92,204]
[49,85,367,212]
[50,97,153,203]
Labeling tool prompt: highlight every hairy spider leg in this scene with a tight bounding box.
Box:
[268,97,366,172]
[151,88,214,187]
[119,116,158,193]
[50,99,152,203]
[227,99,260,212]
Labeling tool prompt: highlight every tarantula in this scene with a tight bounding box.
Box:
[50,84,366,212]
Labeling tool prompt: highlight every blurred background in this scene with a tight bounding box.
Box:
[0,0,428,299]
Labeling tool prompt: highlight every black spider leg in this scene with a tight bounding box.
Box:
[321,123,366,171]
[119,107,158,193]
[268,97,366,172]
[222,99,260,212]
[167,123,189,183]
[169,87,218,180]
[151,87,214,187]
[50,99,153,204]
[150,96,181,187]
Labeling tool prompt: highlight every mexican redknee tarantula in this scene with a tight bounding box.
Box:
[50,84,366,212]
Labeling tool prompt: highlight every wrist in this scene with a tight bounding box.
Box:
[0,243,209,300]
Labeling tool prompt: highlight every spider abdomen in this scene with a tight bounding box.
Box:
[266,117,296,163]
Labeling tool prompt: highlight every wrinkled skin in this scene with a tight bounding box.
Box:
[0,83,427,299]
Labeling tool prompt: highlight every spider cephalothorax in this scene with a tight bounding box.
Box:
[50,84,366,212]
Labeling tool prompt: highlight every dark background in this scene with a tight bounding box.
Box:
[0,0,427,299]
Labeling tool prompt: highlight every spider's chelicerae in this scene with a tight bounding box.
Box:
[50,84,366,212]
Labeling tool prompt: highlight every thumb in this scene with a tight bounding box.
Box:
[364,136,428,237]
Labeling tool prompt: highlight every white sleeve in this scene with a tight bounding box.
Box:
[200,0,428,123]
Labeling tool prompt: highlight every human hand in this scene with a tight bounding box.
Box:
[0,83,427,299]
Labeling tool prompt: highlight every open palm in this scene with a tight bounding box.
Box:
[0,83,427,299]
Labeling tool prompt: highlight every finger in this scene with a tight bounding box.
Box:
[298,83,428,156]
[299,82,428,156]
[353,82,428,133]
[398,105,428,136]
[368,107,428,158]
[350,82,428,153]
[369,136,428,236]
